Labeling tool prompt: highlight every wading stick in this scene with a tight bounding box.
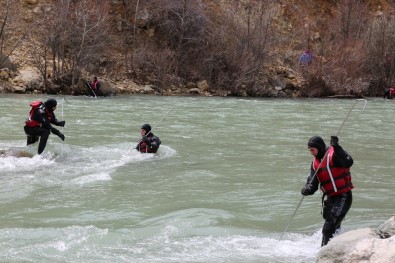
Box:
[61,99,64,156]
[86,82,97,98]
[60,97,70,156]
[278,99,367,241]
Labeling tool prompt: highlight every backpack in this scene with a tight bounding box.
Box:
[25,101,44,127]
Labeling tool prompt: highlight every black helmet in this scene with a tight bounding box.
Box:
[45,98,57,110]
[141,124,151,133]
[308,136,326,159]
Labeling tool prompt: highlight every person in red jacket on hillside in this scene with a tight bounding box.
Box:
[301,135,354,247]
[24,98,65,155]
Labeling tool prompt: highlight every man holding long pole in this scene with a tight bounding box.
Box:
[279,99,367,243]
[300,135,354,246]
[133,103,175,154]
[136,124,161,153]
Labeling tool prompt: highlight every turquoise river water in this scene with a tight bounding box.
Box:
[0,94,394,262]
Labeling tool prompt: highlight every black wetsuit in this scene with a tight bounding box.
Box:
[24,105,65,154]
[136,133,161,153]
[383,88,394,99]
[302,143,354,246]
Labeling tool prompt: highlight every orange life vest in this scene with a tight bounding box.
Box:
[313,147,354,196]
[25,101,52,127]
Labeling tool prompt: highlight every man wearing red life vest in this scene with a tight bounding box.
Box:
[383,87,395,99]
[90,76,102,96]
[24,98,66,155]
[301,135,354,246]
[136,124,161,153]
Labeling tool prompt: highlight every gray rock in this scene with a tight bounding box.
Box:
[189,88,201,95]
[377,216,395,239]
[317,218,395,263]
[197,80,209,92]
[12,85,26,93]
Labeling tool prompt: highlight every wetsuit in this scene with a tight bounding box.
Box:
[302,137,354,246]
[136,133,161,153]
[90,79,102,96]
[384,87,395,99]
[24,101,65,154]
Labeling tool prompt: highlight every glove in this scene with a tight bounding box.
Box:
[51,128,65,141]
[58,132,65,141]
[58,121,66,127]
[301,186,313,196]
[330,136,339,147]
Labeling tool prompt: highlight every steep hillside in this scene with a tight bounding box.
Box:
[1,0,395,97]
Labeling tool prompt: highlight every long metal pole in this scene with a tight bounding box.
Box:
[60,97,70,156]
[278,99,367,241]
[149,103,176,134]
[86,82,97,98]
[61,99,64,156]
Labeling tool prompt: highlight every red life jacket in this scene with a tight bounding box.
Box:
[138,142,152,153]
[138,135,160,153]
[91,80,99,90]
[313,147,354,197]
[25,101,52,127]
[390,88,395,96]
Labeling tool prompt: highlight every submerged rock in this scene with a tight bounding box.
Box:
[0,148,34,158]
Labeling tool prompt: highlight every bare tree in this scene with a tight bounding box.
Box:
[364,14,395,92]
[66,0,110,88]
[120,0,210,88]
[0,0,27,70]
[205,0,278,94]
[29,0,111,92]
[49,0,72,79]
[325,0,369,94]
[295,0,370,96]
[155,0,209,76]
[29,5,61,90]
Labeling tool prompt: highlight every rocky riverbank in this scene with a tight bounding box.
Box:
[0,64,317,98]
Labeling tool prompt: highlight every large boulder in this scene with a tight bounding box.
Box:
[316,216,395,263]
[377,216,395,238]
[74,78,116,96]
[74,78,92,96]
[11,66,42,93]
[0,68,10,80]
[99,80,117,96]
[0,55,18,71]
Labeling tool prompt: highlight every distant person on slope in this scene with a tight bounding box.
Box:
[299,49,314,66]
[300,135,354,246]
[136,124,161,153]
[24,98,65,154]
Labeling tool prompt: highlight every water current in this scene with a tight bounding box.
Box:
[0,94,394,262]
